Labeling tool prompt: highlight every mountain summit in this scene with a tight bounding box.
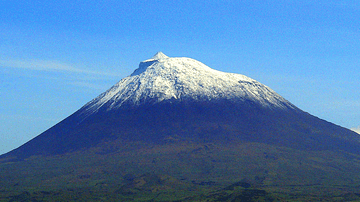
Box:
[147,51,169,61]
[82,52,296,115]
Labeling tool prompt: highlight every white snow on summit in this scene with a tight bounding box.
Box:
[144,51,169,62]
[82,52,296,114]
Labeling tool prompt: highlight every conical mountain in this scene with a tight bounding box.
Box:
[2,52,360,160]
[1,53,360,201]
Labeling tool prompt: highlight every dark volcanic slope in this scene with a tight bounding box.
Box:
[2,52,360,161]
[3,98,360,161]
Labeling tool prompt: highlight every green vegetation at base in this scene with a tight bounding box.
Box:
[2,142,360,201]
[2,182,360,202]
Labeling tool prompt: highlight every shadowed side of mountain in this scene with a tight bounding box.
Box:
[2,99,360,162]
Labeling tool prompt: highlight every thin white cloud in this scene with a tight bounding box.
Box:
[0,59,118,77]
[69,81,110,91]
[328,100,360,108]
[0,59,123,90]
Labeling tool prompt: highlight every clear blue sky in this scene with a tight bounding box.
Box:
[1,0,359,155]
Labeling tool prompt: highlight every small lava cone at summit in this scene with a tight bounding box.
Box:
[1,52,360,201]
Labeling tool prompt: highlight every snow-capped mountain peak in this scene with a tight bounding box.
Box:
[146,51,169,61]
[82,53,296,115]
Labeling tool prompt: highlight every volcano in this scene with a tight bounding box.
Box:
[1,52,360,201]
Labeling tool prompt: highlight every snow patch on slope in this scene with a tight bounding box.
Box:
[351,127,360,134]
